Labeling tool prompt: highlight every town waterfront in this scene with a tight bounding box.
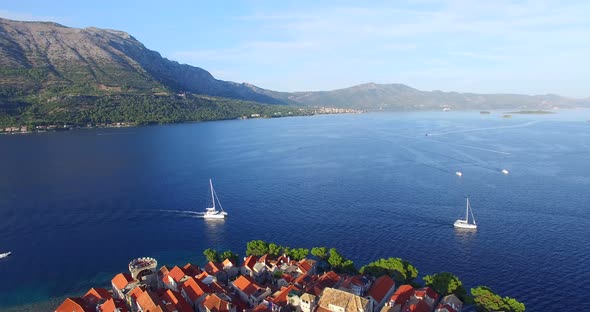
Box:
[1,111,589,311]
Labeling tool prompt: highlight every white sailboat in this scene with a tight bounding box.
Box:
[203,179,228,219]
[454,197,477,229]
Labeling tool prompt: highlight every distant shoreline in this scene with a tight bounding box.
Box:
[505,110,555,114]
[0,108,363,135]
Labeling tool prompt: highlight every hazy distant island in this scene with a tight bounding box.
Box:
[1,17,588,130]
[505,110,556,114]
[52,240,525,312]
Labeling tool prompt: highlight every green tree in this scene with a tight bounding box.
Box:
[220,250,239,264]
[471,286,525,312]
[340,259,356,274]
[203,248,220,263]
[328,248,344,268]
[503,297,526,312]
[311,247,328,260]
[327,248,356,273]
[423,272,466,300]
[273,270,284,279]
[246,240,270,256]
[288,248,309,261]
[359,258,418,284]
[268,243,283,257]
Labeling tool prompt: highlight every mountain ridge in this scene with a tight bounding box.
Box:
[1,17,588,127]
[0,17,287,104]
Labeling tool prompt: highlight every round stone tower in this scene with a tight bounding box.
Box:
[128,257,158,287]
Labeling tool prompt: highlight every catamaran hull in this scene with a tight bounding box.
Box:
[454,220,477,229]
[204,214,225,219]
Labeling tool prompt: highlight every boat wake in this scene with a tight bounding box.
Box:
[158,209,204,216]
[425,120,540,137]
[376,130,512,155]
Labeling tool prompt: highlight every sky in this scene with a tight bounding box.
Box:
[1,0,589,97]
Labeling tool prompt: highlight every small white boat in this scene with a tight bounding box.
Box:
[203,179,228,219]
[501,169,509,175]
[454,197,477,229]
[455,171,463,177]
[0,251,11,259]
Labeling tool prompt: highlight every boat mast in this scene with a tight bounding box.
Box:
[465,197,470,223]
[213,187,225,212]
[209,179,215,210]
[469,199,477,225]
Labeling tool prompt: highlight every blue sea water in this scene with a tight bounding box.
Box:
[1,110,589,311]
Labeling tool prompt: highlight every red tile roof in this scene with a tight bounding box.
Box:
[243,255,258,270]
[129,285,147,302]
[258,254,271,264]
[251,302,270,312]
[276,255,289,265]
[99,298,129,312]
[281,274,293,283]
[415,287,439,301]
[222,258,235,267]
[304,272,340,297]
[183,263,202,276]
[269,285,299,306]
[293,273,308,285]
[341,275,364,288]
[55,298,94,312]
[308,285,325,297]
[390,285,414,305]
[233,275,263,297]
[162,273,171,287]
[169,266,188,282]
[293,273,317,287]
[368,275,395,303]
[112,273,134,291]
[160,289,193,312]
[402,299,431,312]
[83,287,112,305]
[318,271,340,287]
[208,281,227,294]
[205,261,223,274]
[182,276,212,302]
[196,271,211,280]
[160,265,171,275]
[136,290,164,312]
[298,259,313,273]
[202,293,232,312]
